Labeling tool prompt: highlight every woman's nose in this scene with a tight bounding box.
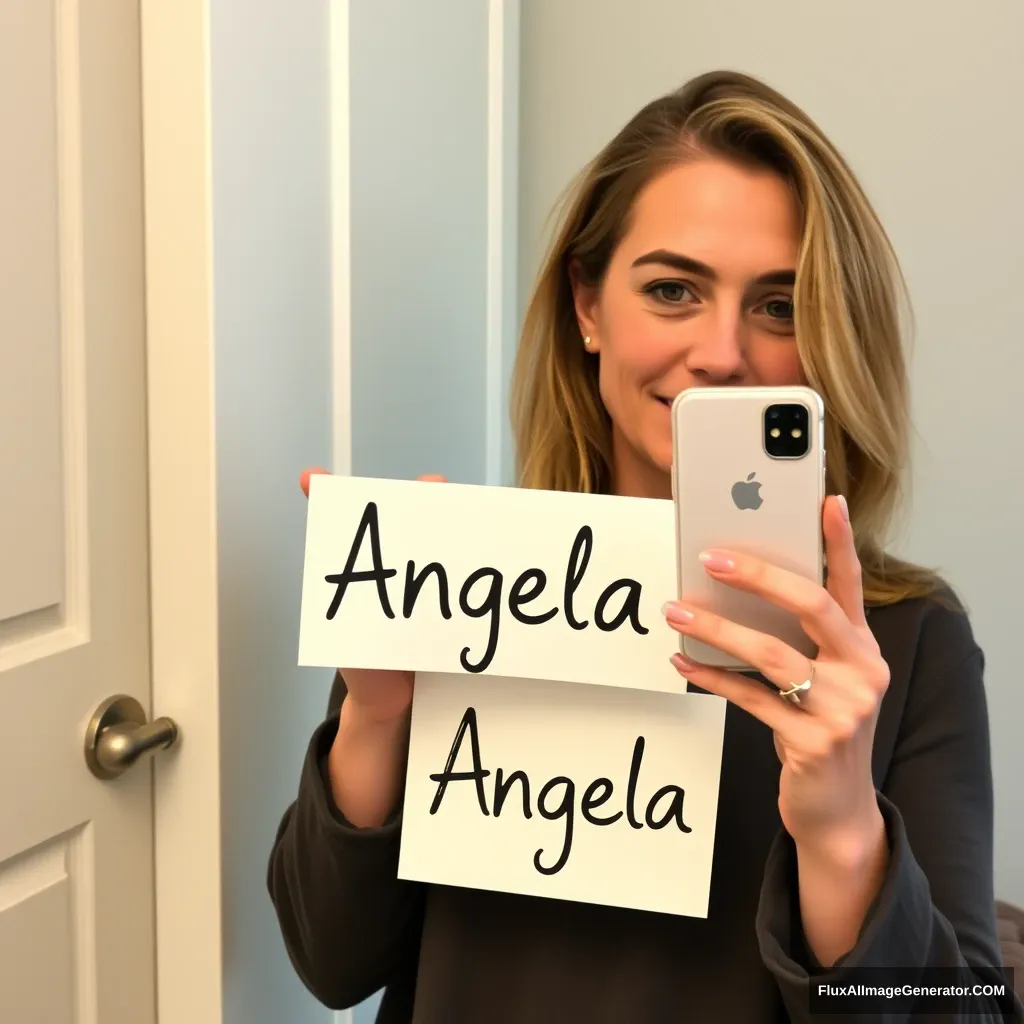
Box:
[684,311,747,384]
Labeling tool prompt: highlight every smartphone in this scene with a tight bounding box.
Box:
[670,385,826,671]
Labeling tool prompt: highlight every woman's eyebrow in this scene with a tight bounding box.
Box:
[631,249,795,287]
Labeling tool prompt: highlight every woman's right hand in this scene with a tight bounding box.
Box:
[299,466,446,826]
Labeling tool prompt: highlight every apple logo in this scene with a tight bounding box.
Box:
[731,472,763,510]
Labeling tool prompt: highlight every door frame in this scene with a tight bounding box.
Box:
[141,1,518,1021]
[484,0,521,488]
[140,3,225,1021]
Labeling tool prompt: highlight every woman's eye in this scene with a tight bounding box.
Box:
[646,281,694,304]
[762,298,794,321]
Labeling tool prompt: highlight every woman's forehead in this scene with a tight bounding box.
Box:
[616,161,800,276]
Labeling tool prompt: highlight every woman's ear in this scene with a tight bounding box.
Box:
[568,258,601,352]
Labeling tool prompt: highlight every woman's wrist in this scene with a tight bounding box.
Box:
[327,700,411,828]
[795,802,888,878]
[794,803,889,968]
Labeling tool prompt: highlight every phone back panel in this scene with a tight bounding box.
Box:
[671,386,825,670]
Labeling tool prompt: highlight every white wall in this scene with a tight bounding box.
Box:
[518,0,1024,903]
[208,1,336,1022]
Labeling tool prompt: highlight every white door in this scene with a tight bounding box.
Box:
[0,3,163,1022]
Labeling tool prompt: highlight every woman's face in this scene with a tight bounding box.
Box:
[572,157,804,499]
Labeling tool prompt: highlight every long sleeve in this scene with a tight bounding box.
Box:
[267,674,425,1010]
[754,601,1023,1022]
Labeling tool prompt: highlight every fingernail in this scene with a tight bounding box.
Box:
[837,494,850,522]
[699,551,736,572]
[661,601,695,625]
[670,653,699,673]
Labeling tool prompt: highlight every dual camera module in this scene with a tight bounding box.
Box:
[763,403,810,459]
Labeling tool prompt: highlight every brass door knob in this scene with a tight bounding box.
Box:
[84,694,180,780]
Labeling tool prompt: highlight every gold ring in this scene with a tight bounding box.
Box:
[779,661,815,705]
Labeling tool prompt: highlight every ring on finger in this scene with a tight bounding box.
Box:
[778,660,816,706]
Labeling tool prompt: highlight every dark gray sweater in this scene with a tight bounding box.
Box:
[268,591,1022,1022]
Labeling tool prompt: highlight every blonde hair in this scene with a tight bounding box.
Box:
[510,69,941,606]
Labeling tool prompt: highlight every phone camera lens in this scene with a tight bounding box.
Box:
[764,403,810,459]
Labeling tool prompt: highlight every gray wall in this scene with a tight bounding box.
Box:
[348,2,491,1020]
[206,3,495,1021]
[350,0,490,486]
[209,1,335,1022]
[518,0,1024,903]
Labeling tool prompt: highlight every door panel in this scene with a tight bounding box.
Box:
[0,0,65,629]
[0,2,156,1023]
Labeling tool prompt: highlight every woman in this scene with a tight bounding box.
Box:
[269,71,1018,1022]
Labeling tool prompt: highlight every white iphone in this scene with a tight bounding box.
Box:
[670,385,826,671]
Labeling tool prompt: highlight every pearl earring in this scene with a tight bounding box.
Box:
[583,336,592,348]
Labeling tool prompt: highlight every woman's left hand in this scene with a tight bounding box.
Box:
[664,494,890,864]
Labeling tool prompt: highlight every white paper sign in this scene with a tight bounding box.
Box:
[298,474,683,692]
[398,672,727,918]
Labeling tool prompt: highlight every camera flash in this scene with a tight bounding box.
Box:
[770,427,781,438]
[791,428,803,438]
